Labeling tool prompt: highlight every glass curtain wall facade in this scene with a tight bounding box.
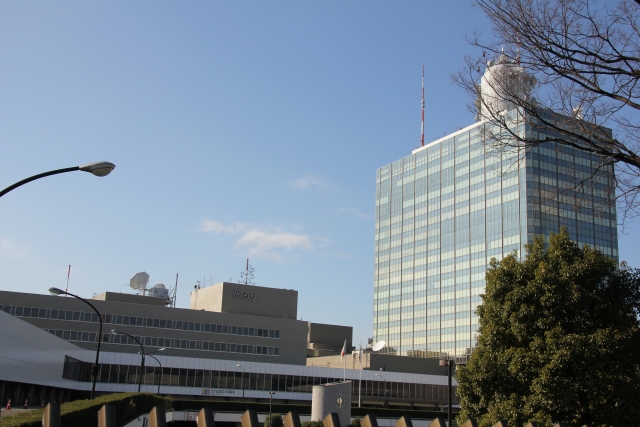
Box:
[373,111,618,360]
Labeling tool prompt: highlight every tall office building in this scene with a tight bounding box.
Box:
[372,58,619,360]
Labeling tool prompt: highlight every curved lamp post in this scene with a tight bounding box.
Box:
[0,162,115,199]
[236,364,245,402]
[112,329,145,392]
[144,348,166,395]
[48,287,103,399]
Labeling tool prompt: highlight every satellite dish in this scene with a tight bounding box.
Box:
[371,340,386,352]
[129,272,150,294]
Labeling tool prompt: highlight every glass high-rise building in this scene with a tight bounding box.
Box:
[372,104,619,361]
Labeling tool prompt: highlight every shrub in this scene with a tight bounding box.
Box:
[0,393,172,427]
[264,413,284,427]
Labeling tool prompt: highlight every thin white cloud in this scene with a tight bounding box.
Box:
[198,220,246,234]
[0,238,28,261]
[339,207,372,219]
[236,230,313,262]
[199,219,317,262]
[291,175,323,189]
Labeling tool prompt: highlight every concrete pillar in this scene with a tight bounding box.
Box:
[42,402,61,427]
[311,381,351,427]
[196,408,215,427]
[429,418,447,427]
[361,414,378,427]
[241,409,259,427]
[396,416,413,427]
[323,413,341,427]
[284,411,301,427]
[148,406,167,427]
[98,404,116,427]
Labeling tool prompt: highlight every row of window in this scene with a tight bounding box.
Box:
[45,329,279,356]
[62,356,458,401]
[0,305,280,339]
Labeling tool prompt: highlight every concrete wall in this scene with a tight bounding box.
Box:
[93,292,166,306]
[190,282,298,320]
[0,290,308,365]
[308,323,352,352]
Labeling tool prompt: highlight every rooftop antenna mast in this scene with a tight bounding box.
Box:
[421,63,425,147]
[239,258,256,285]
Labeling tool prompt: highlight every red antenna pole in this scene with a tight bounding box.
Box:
[421,64,425,147]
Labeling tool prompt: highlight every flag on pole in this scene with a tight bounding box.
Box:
[340,340,346,360]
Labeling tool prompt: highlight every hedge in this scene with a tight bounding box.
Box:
[0,393,172,427]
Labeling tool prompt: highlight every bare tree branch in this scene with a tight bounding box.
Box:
[454,0,640,224]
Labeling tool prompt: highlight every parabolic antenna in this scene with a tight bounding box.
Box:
[129,271,150,293]
[371,340,386,352]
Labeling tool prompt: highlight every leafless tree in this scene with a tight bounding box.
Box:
[454,0,640,224]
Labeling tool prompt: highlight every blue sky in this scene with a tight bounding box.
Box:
[1,1,638,347]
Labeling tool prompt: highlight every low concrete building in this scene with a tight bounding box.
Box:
[189,282,298,320]
[0,309,458,409]
[307,322,354,357]
[0,284,307,365]
[306,353,449,376]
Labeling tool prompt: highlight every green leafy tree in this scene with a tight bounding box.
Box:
[264,414,284,427]
[457,228,640,427]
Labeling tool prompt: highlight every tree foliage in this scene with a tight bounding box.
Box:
[454,0,640,221]
[456,229,640,427]
[264,414,284,427]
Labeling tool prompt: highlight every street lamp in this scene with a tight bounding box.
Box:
[268,391,275,422]
[375,373,387,406]
[0,162,116,199]
[440,359,454,427]
[144,348,166,395]
[236,364,245,402]
[112,329,145,392]
[48,287,103,399]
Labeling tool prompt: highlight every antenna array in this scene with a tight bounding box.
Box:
[239,259,256,285]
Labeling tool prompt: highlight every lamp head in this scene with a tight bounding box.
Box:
[79,161,116,177]
[48,287,66,296]
[111,329,121,335]
[158,348,166,352]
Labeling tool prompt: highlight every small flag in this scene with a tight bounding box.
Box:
[341,340,346,360]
